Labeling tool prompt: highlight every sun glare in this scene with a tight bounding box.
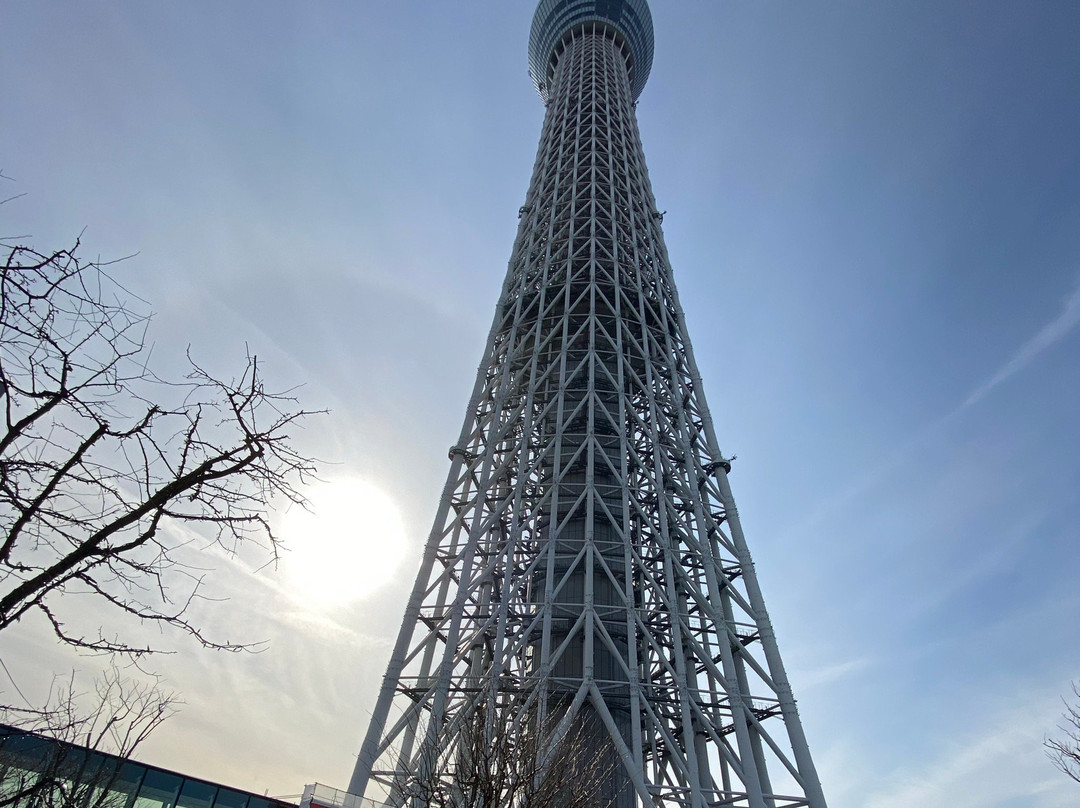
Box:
[280,478,407,608]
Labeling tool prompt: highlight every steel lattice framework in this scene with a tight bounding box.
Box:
[349,4,827,807]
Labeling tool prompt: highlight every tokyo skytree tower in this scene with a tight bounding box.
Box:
[348,2,827,807]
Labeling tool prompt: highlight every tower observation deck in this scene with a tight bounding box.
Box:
[349,3,828,807]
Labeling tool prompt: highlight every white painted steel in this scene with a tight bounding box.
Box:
[349,15,827,808]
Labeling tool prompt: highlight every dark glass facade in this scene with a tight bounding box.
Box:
[0,724,295,808]
[528,0,654,100]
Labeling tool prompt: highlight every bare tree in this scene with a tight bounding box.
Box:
[0,664,177,808]
[396,703,620,808]
[1046,683,1080,785]
[0,236,318,657]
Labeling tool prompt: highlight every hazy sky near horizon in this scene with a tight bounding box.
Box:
[3,2,1080,807]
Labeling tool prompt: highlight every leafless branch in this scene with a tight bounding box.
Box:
[0,664,178,808]
[0,238,321,659]
[1046,683,1080,785]
[394,699,620,808]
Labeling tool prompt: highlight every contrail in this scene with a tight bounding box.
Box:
[785,277,1080,538]
[961,281,1080,409]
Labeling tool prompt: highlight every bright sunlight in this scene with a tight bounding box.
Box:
[280,478,407,608]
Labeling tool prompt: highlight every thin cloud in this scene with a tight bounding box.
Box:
[962,282,1080,409]
[785,279,1080,540]
[864,691,1072,808]
[795,657,874,691]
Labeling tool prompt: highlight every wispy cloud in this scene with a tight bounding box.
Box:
[795,657,874,691]
[864,691,1073,808]
[786,278,1080,539]
[962,282,1080,409]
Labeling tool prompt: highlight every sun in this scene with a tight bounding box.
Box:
[279,478,408,608]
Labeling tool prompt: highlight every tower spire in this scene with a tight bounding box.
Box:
[350,3,827,806]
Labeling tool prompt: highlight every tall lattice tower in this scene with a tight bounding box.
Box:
[348,2,827,807]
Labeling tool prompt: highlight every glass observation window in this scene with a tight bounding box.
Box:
[133,769,183,808]
[176,779,218,808]
[212,787,251,808]
[247,796,273,808]
[107,761,148,808]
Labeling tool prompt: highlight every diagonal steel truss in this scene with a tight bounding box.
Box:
[349,19,827,808]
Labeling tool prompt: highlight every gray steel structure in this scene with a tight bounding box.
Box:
[349,2,827,807]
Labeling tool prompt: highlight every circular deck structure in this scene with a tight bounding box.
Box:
[528,0,654,101]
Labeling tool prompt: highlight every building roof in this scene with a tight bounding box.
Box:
[0,723,297,808]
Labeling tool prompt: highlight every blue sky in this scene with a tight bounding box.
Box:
[2,2,1080,806]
